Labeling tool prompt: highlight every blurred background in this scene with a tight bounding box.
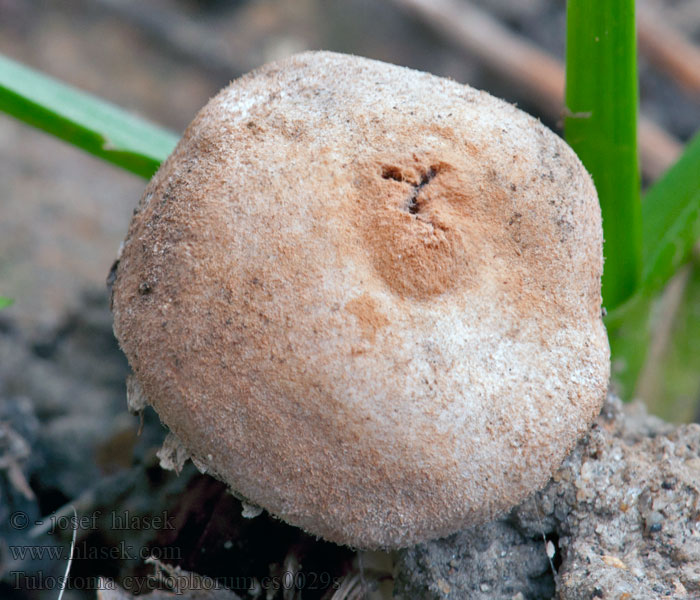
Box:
[0,1,699,597]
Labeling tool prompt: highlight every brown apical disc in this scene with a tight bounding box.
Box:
[111,51,610,549]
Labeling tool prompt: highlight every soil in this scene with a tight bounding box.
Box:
[395,396,700,599]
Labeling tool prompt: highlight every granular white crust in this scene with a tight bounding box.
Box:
[111,51,610,549]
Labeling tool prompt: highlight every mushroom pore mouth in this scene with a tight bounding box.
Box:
[357,157,478,301]
[381,163,439,216]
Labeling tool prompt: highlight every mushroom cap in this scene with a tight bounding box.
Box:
[111,51,610,549]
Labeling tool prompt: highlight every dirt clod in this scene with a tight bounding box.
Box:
[394,395,700,599]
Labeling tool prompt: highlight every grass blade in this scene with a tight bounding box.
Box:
[0,297,13,309]
[605,130,700,400]
[604,292,653,400]
[640,129,700,294]
[57,506,78,600]
[0,54,179,179]
[637,258,700,422]
[565,0,641,311]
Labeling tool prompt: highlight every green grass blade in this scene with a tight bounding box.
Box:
[0,297,13,309]
[605,130,700,401]
[640,258,700,423]
[565,0,641,311]
[0,54,179,179]
[604,292,653,400]
[641,129,700,294]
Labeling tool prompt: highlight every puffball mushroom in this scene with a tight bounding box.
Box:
[111,51,610,550]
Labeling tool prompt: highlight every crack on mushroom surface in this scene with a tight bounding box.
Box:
[381,162,440,216]
[406,165,438,215]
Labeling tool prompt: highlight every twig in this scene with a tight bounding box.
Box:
[637,6,700,96]
[391,0,563,116]
[388,0,683,180]
[638,119,688,186]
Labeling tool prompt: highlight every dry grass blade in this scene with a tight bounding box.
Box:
[56,506,78,600]
[638,6,700,96]
[91,0,245,80]
[330,558,393,600]
[388,0,682,180]
[638,118,690,184]
[0,421,34,500]
[390,0,562,115]
[331,572,367,600]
